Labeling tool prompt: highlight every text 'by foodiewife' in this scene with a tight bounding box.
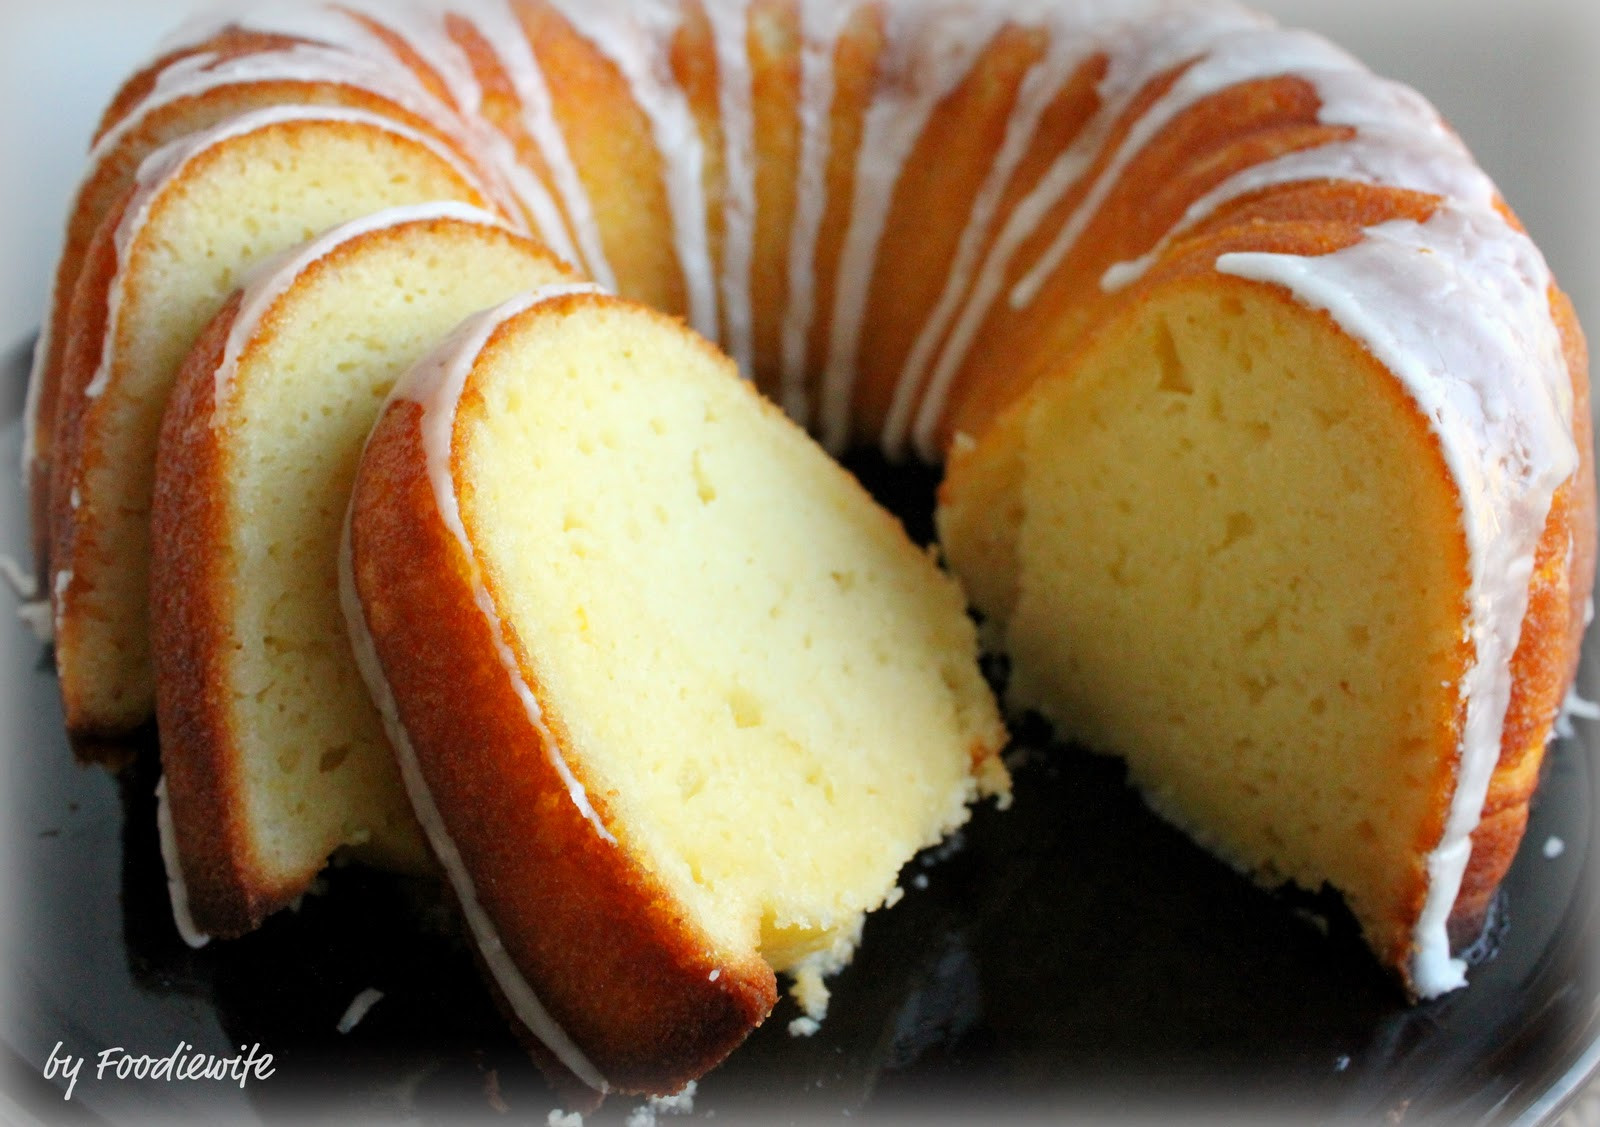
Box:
[42,1039,275,1100]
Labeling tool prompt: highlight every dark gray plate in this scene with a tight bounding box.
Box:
[2,338,1595,1125]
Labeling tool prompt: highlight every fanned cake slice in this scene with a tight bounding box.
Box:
[23,32,499,579]
[151,204,573,939]
[342,288,1009,1095]
[48,105,500,751]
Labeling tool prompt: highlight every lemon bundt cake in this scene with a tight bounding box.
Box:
[25,0,1595,1098]
[150,204,574,940]
[44,105,501,752]
[342,287,1009,1092]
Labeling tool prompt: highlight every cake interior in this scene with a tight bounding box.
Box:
[64,117,486,733]
[943,279,1469,969]
[217,222,568,880]
[457,298,1006,984]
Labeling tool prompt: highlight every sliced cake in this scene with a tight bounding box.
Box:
[22,32,496,578]
[150,203,574,939]
[47,105,501,752]
[342,287,1009,1094]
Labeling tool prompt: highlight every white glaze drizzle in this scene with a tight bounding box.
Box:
[161,0,477,109]
[704,0,759,377]
[155,775,213,949]
[51,104,494,629]
[335,987,385,1033]
[0,554,36,602]
[85,103,496,407]
[817,1,1014,452]
[364,3,579,243]
[329,0,491,112]
[778,0,855,423]
[396,282,616,840]
[1556,685,1600,739]
[1101,68,1495,293]
[161,199,528,966]
[2,553,50,640]
[21,322,49,484]
[71,130,194,412]
[106,41,464,150]
[20,36,477,488]
[153,0,479,140]
[447,0,615,282]
[149,1,567,241]
[29,35,393,483]
[395,285,617,861]
[1010,25,1358,311]
[880,13,1097,458]
[327,0,588,247]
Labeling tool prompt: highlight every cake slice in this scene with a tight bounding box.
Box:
[150,204,573,939]
[47,105,500,752]
[342,288,1009,1095]
[939,239,1593,998]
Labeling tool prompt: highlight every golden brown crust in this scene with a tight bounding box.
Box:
[47,194,135,750]
[46,108,500,750]
[149,292,308,938]
[48,193,126,582]
[507,0,692,315]
[349,392,777,1096]
[936,108,1441,453]
[33,40,279,577]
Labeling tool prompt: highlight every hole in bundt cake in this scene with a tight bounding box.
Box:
[1154,320,1191,395]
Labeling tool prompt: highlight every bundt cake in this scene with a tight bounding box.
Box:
[44,103,502,752]
[342,285,1009,1093]
[25,0,1594,1101]
[150,203,574,940]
